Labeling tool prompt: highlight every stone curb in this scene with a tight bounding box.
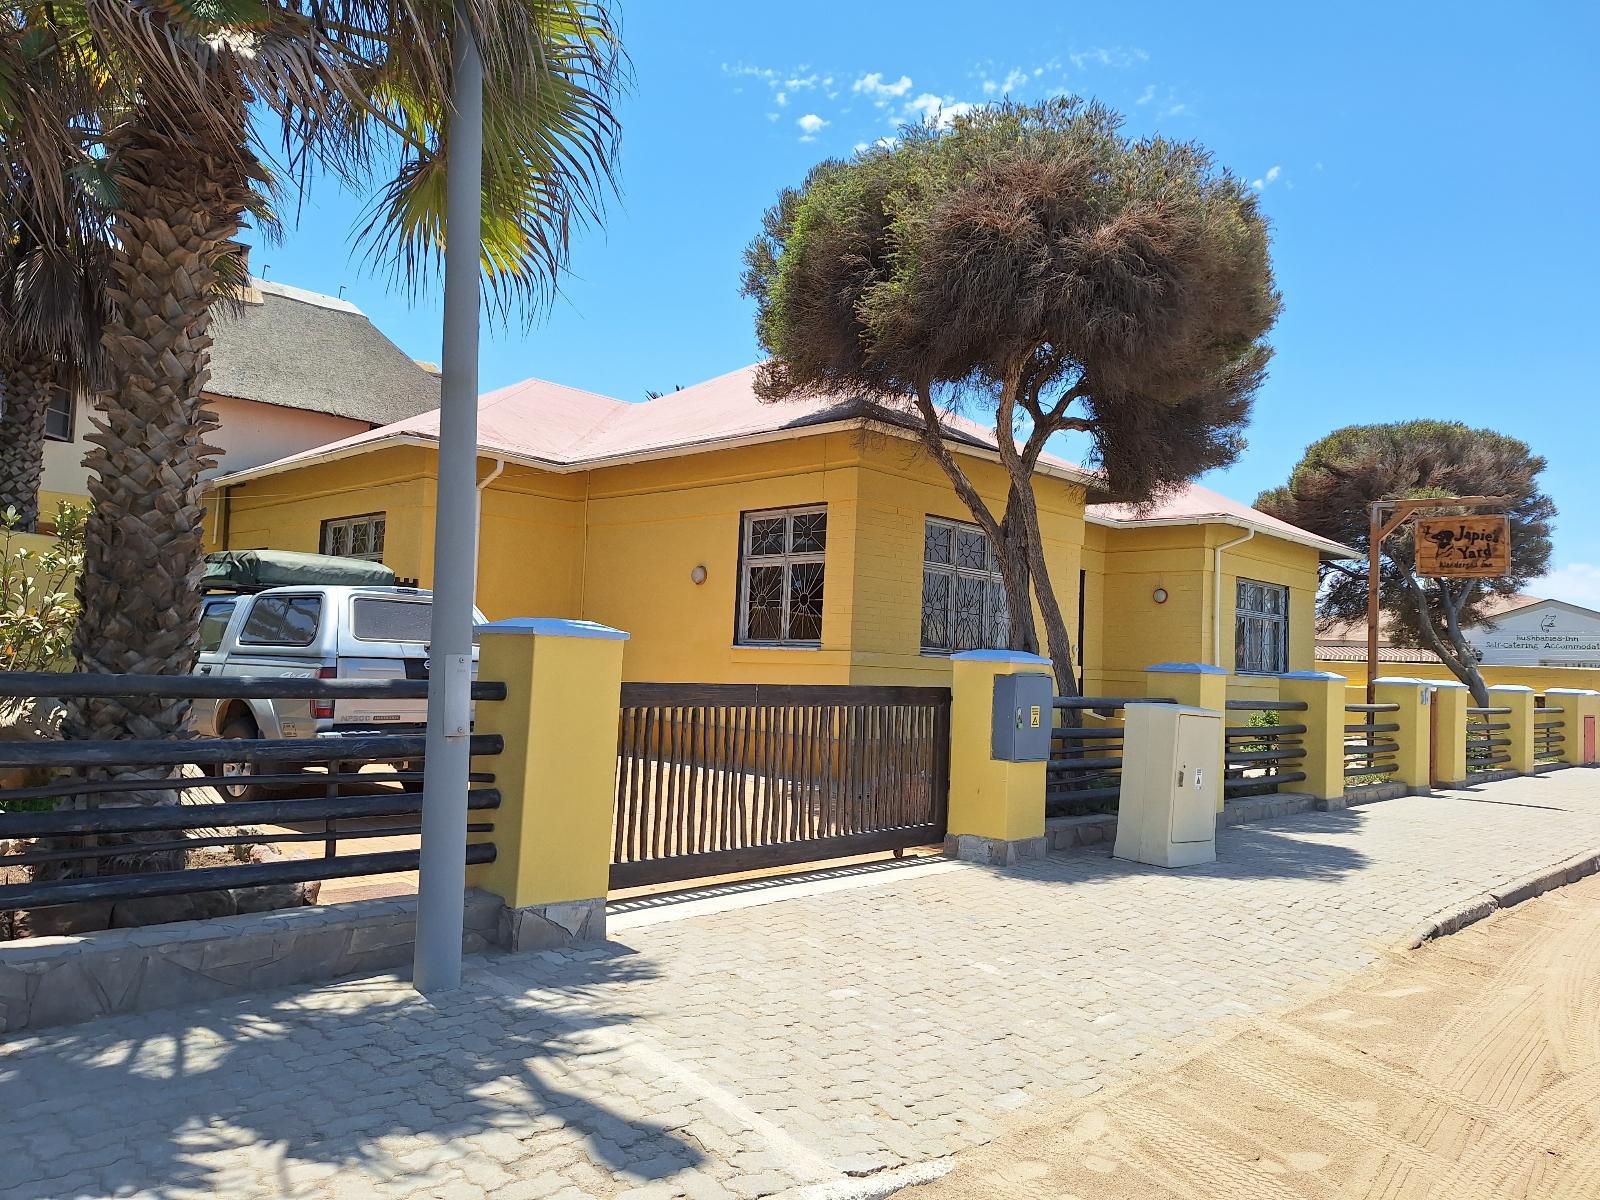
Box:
[1400,847,1600,950]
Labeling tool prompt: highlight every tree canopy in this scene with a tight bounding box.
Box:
[743,98,1279,690]
[1256,420,1556,702]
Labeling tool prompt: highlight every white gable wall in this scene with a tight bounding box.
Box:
[1466,600,1600,666]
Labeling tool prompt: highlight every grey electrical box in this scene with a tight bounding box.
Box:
[991,672,1053,762]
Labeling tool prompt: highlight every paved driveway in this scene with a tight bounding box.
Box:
[4,769,1600,1200]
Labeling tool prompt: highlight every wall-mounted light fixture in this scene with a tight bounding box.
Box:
[1152,587,1169,605]
[690,565,708,585]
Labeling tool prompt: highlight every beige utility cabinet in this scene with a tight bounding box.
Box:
[1114,702,1221,868]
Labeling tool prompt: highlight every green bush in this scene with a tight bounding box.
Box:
[1,501,85,673]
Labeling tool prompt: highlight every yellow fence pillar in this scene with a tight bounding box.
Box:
[468,618,628,950]
[1546,689,1600,765]
[1278,671,1348,807]
[1374,678,1432,793]
[1429,682,1470,787]
[1489,685,1537,775]
[947,651,1051,865]
[1144,664,1227,811]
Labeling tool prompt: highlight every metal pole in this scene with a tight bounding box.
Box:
[1366,503,1382,706]
[413,4,483,995]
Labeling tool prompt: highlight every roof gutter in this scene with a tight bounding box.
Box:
[473,457,507,608]
[1213,527,1256,667]
[1085,509,1359,561]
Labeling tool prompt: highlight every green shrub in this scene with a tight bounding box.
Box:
[1,501,85,673]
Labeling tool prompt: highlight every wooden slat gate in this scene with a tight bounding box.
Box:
[611,683,951,889]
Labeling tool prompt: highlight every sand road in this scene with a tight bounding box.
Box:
[907,872,1600,1200]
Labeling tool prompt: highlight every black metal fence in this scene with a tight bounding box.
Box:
[1223,699,1308,798]
[0,672,503,917]
[1345,701,1400,784]
[1535,698,1566,764]
[1467,705,1513,773]
[1047,696,1176,816]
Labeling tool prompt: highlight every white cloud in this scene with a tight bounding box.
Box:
[1136,83,1156,105]
[852,72,915,106]
[982,67,1030,96]
[905,94,974,128]
[785,73,821,91]
[1069,47,1149,70]
[797,112,829,141]
[1252,165,1282,190]
[1534,563,1600,611]
[1266,165,1281,183]
[775,91,788,107]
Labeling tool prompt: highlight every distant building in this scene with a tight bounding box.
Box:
[39,277,439,520]
[1317,594,1600,668]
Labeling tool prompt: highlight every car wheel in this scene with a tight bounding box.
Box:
[400,760,426,793]
[216,716,262,801]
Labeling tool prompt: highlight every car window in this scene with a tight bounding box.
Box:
[238,595,322,647]
[198,598,238,653]
[352,597,433,643]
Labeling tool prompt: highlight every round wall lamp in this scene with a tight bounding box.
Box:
[1152,587,1169,605]
[690,565,708,585]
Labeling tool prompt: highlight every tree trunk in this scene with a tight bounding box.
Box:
[60,87,255,873]
[986,370,1081,700]
[0,355,56,533]
[998,494,1040,654]
[1403,575,1490,708]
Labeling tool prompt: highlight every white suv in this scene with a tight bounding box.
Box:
[194,584,483,797]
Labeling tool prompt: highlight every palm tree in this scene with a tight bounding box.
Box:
[0,16,111,532]
[3,2,623,754]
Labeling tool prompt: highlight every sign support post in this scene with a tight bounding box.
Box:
[1364,497,1510,704]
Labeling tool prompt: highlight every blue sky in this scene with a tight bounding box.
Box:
[249,0,1599,604]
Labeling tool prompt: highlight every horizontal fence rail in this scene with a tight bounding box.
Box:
[1467,706,1513,773]
[1047,696,1176,816]
[0,671,506,702]
[0,671,503,922]
[1535,699,1566,764]
[1223,699,1308,798]
[611,683,950,889]
[1345,702,1401,784]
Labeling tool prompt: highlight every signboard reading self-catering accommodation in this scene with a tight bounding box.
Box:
[1415,515,1512,577]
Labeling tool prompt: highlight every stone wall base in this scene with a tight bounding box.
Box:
[944,833,1048,866]
[498,899,606,951]
[0,889,503,1036]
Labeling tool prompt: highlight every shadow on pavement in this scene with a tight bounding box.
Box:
[0,942,702,1197]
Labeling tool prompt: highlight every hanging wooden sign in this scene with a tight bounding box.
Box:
[1415,515,1511,577]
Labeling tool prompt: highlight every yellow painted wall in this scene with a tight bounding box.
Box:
[214,444,438,588]
[1327,659,1600,694]
[211,428,1092,688]
[1079,519,1320,703]
[580,433,863,684]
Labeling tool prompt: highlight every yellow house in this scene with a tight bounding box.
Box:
[207,365,1357,691]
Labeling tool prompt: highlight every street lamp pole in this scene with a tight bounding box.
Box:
[413,3,483,994]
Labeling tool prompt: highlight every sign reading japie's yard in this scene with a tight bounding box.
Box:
[1415,515,1512,578]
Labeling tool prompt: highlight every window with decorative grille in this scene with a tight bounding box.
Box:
[1235,578,1289,673]
[736,505,826,646]
[921,516,1009,654]
[320,513,387,563]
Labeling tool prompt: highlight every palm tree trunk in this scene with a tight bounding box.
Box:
[60,89,255,875]
[0,355,56,532]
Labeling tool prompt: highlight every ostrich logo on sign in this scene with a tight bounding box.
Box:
[1541,613,1559,634]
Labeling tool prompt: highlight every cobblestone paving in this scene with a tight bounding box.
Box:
[4,770,1600,1200]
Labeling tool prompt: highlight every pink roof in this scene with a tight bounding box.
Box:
[222,363,1099,486]
[1088,482,1357,557]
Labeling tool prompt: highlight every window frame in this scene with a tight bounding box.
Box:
[43,389,74,442]
[734,504,827,648]
[197,597,240,654]
[1234,577,1290,675]
[920,514,1010,655]
[237,593,323,648]
[319,511,387,562]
